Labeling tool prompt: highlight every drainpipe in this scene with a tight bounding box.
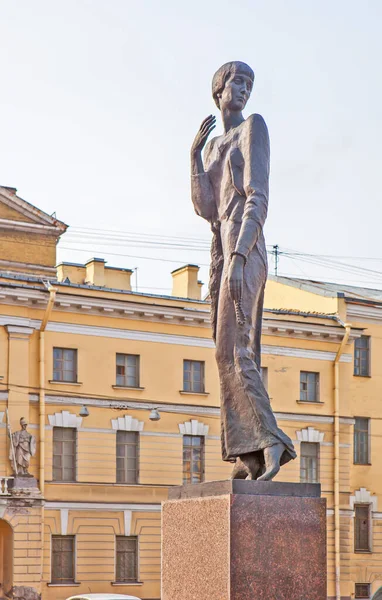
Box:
[39,283,57,586]
[333,317,351,600]
[40,284,57,495]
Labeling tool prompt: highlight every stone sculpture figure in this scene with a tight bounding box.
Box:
[191,61,296,480]
[9,417,36,476]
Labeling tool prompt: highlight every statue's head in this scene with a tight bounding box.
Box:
[212,61,254,112]
[20,417,28,430]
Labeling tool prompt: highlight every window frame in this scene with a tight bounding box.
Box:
[182,434,205,484]
[52,427,77,483]
[354,504,372,553]
[53,347,78,383]
[183,360,205,394]
[116,353,140,388]
[299,371,320,403]
[116,431,139,484]
[354,417,371,465]
[355,583,371,599]
[51,535,76,585]
[115,535,139,583]
[354,335,371,377]
[300,441,320,484]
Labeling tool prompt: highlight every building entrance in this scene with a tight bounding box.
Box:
[0,520,13,598]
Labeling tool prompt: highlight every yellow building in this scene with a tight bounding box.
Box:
[0,185,381,600]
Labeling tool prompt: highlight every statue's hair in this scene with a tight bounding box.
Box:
[212,61,255,109]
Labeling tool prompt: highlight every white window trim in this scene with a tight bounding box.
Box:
[48,410,82,428]
[179,419,209,436]
[296,427,324,443]
[111,415,144,432]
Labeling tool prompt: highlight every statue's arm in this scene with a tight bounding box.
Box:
[234,114,270,257]
[190,116,217,223]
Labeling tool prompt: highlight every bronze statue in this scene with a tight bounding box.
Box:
[191,61,296,480]
[9,417,36,476]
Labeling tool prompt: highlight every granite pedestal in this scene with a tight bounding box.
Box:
[162,480,326,600]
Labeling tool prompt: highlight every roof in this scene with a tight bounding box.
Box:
[269,275,382,304]
[0,185,68,235]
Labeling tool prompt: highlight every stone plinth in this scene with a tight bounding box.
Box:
[162,481,326,600]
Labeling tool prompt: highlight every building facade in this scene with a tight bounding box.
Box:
[0,186,381,600]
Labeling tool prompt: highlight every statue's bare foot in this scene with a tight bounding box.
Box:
[230,458,249,480]
[239,452,263,480]
[257,443,285,481]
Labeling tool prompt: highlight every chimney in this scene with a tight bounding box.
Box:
[85,258,106,287]
[171,264,203,300]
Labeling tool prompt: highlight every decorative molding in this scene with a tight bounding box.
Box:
[45,501,161,512]
[296,427,325,443]
[29,394,357,426]
[48,410,83,429]
[262,318,361,343]
[350,488,378,511]
[111,415,144,432]
[179,419,209,436]
[347,303,382,325]
[60,508,69,535]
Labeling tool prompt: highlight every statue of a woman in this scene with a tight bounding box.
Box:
[191,61,296,480]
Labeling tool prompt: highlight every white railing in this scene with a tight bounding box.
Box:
[0,477,14,495]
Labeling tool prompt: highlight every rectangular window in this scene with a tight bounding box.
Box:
[355,505,371,552]
[116,431,139,484]
[355,584,371,599]
[53,427,76,482]
[183,435,204,484]
[300,371,319,402]
[354,335,370,377]
[354,417,370,465]
[53,348,77,382]
[116,354,140,388]
[51,535,75,584]
[260,366,268,391]
[116,536,138,583]
[300,442,319,483]
[183,360,205,393]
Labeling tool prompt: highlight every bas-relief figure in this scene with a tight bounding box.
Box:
[191,61,296,481]
[9,417,36,476]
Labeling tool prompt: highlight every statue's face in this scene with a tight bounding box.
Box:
[21,421,27,430]
[219,71,253,112]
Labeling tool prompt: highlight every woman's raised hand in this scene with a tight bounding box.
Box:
[191,115,216,154]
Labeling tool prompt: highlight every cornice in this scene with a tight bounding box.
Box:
[346,302,382,325]
[0,284,361,340]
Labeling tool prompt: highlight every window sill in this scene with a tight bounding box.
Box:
[296,400,324,405]
[354,550,372,554]
[112,385,145,391]
[49,380,83,386]
[353,374,371,378]
[179,390,209,396]
[354,462,372,466]
[112,582,143,586]
[48,582,80,587]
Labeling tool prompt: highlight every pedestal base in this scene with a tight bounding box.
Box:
[162,481,327,600]
[9,476,41,497]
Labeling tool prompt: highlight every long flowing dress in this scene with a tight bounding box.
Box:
[191,113,296,465]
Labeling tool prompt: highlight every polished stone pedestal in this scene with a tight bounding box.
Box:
[162,480,326,600]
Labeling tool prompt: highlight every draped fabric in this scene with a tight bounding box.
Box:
[191,114,296,464]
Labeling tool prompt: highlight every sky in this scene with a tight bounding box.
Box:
[1,0,382,295]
